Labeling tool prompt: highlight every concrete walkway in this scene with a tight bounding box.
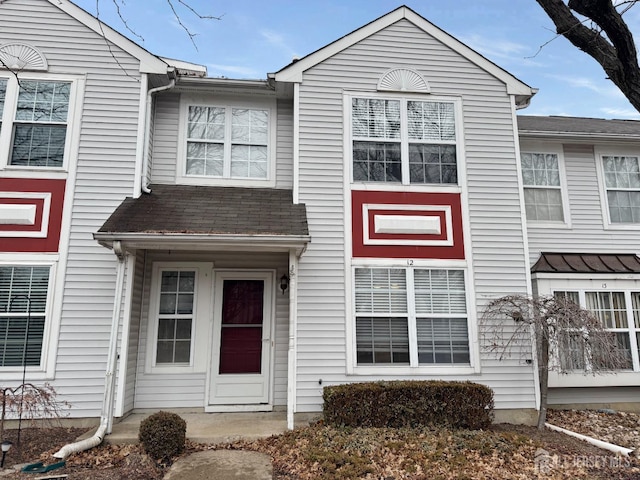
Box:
[163,450,273,480]
[106,411,313,444]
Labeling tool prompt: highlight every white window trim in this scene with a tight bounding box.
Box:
[595,146,640,230]
[0,73,83,174]
[345,91,465,188]
[347,259,479,376]
[535,275,640,387]
[0,258,57,377]
[176,94,277,188]
[519,142,571,228]
[145,262,213,374]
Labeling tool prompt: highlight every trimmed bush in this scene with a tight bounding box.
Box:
[138,411,186,461]
[323,380,494,429]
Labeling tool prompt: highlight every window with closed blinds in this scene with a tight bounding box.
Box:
[0,266,50,367]
[0,79,6,135]
[520,152,565,222]
[354,267,470,366]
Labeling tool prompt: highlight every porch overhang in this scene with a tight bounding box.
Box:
[94,232,309,254]
[94,184,310,254]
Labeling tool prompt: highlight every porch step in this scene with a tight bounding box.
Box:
[163,450,272,480]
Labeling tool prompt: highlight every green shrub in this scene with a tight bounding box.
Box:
[138,411,186,461]
[323,380,494,429]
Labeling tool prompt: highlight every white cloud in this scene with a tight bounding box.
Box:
[600,107,640,119]
[458,33,545,67]
[260,29,298,59]
[545,74,625,98]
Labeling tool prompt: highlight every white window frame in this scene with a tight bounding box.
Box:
[348,259,478,376]
[346,92,464,188]
[519,144,571,228]
[535,274,640,387]
[145,262,212,374]
[177,94,277,188]
[595,147,640,230]
[0,73,81,174]
[0,260,56,375]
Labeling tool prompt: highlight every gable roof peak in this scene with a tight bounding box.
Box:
[274,5,534,103]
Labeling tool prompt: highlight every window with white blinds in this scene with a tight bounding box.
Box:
[354,267,469,366]
[0,266,50,367]
[520,152,565,222]
[351,96,458,185]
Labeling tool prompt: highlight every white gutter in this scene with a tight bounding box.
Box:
[286,249,299,430]
[546,423,634,456]
[140,77,176,195]
[54,241,127,459]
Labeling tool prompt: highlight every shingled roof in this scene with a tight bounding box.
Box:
[532,253,640,274]
[98,185,308,237]
[518,115,640,138]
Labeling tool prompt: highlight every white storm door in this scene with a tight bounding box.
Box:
[209,271,273,405]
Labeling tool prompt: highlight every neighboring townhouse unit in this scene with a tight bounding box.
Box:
[518,115,640,409]
[1,0,639,432]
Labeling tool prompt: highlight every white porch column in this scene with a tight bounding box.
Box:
[287,249,299,430]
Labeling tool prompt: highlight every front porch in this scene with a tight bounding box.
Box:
[105,411,319,444]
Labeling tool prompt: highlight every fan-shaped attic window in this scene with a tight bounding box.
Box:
[0,43,48,72]
[377,68,430,93]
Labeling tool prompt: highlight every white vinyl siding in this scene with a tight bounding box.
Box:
[525,143,640,266]
[295,19,534,413]
[0,265,50,367]
[521,152,564,222]
[0,0,146,417]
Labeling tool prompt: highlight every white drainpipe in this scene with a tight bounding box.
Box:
[140,77,176,194]
[54,241,127,459]
[287,249,300,430]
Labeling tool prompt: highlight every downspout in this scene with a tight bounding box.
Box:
[54,241,127,459]
[140,75,176,195]
[286,249,299,430]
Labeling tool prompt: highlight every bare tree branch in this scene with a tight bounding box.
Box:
[482,295,629,428]
[535,0,640,112]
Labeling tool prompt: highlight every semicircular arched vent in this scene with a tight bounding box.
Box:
[0,43,48,72]
[377,68,430,93]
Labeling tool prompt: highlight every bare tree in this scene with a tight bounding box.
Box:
[481,294,629,429]
[535,0,640,112]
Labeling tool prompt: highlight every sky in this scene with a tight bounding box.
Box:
[71,0,640,120]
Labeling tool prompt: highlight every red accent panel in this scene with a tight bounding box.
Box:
[352,190,465,259]
[0,178,66,253]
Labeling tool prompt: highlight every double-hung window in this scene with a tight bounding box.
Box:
[0,266,50,367]
[155,270,196,365]
[351,97,458,185]
[520,152,565,222]
[185,105,269,180]
[354,267,470,367]
[554,289,640,372]
[601,155,640,224]
[0,76,72,169]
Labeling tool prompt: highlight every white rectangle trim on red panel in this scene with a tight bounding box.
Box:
[362,203,453,246]
[0,192,51,237]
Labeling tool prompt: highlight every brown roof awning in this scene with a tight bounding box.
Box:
[532,253,640,274]
[95,185,310,251]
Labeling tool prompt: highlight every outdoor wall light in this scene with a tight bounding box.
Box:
[280,274,289,295]
[1,440,12,468]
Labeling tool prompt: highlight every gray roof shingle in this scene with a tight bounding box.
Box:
[518,115,640,137]
[99,185,308,237]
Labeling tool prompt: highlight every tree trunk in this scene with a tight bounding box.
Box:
[537,333,550,429]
